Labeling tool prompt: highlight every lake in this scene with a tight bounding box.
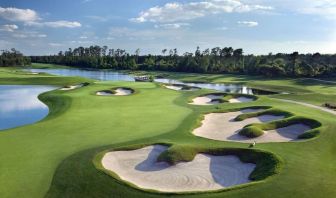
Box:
[27,68,276,95]
[0,85,56,130]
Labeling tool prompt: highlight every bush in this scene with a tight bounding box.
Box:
[157,145,198,165]
[239,126,264,138]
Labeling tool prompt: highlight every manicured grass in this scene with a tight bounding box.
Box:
[30,63,72,69]
[0,67,92,85]
[44,96,336,198]
[0,74,192,197]
[1,66,336,198]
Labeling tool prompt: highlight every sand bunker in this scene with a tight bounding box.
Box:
[193,109,311,143]
[60,84,83,90]
[101,145,255,192]
[164,84,200,91]
[96,88,133,96]
[190,94,224,105]
[229,97,254,103]
[190,94,253,105]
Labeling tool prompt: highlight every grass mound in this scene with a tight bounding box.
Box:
[244,116,322,139]
[157,145,198,165]
[142,144,282,181]
[239,126,264,138]
[234,108,293,121]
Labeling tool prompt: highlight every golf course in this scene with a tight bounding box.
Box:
[0,64,335,198]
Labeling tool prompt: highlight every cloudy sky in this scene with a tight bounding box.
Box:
[1,0,336,55]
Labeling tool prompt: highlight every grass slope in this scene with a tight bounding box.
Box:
[0,75,191,198]
[0,66,336,198]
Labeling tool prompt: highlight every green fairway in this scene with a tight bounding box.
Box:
[0,66,336,198]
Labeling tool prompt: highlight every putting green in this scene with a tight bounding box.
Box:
[0,66,336,198]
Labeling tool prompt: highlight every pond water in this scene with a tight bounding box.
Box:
[154,78,277,95]
[0,85,55,130]
[26,68,276,95]
[28,68,134,82]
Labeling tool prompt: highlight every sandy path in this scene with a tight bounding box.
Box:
[274,98,336,116]
[102,145,255,192]
[192,109,309,143]
[302,78,336,84]
[190,94,224,105]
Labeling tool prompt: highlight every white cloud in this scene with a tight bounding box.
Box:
[248,0,336,20]
[0,7,39,22]
[238,21,258,27]
[26,20,81,28]
[86,15,108,22]
[12,32,47,38]
[297,0,336,19]
[79,36,88,39]
[48,43,63,47]
[130,0,272,23]
[108,27,182,41]
[0,24,18,32]
[154,23,190,29]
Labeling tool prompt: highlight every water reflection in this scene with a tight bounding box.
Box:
[155,78,277,95]
[28,68,134,82]
[0,85,55,130]
[26,68,277,95]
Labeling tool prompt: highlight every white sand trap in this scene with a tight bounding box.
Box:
[102,145,256,192]
[60,84,83,90]
[165,85,183,90]
[96,88,133,96]
[229,97,254,103]
[96,91,113,96]
[190,94,225,105]
[114,88,133,95]
[165,85,200,91]
[192,109,303,143]
[262,124,311,142]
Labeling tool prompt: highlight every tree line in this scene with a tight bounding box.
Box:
[0,48,31,67]
[29,45,336,77]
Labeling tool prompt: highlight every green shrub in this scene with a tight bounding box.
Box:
[298,129,320,139]
[239,126,264,138]
[157,145,198,165]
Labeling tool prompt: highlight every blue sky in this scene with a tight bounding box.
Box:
[0,0,336,55]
